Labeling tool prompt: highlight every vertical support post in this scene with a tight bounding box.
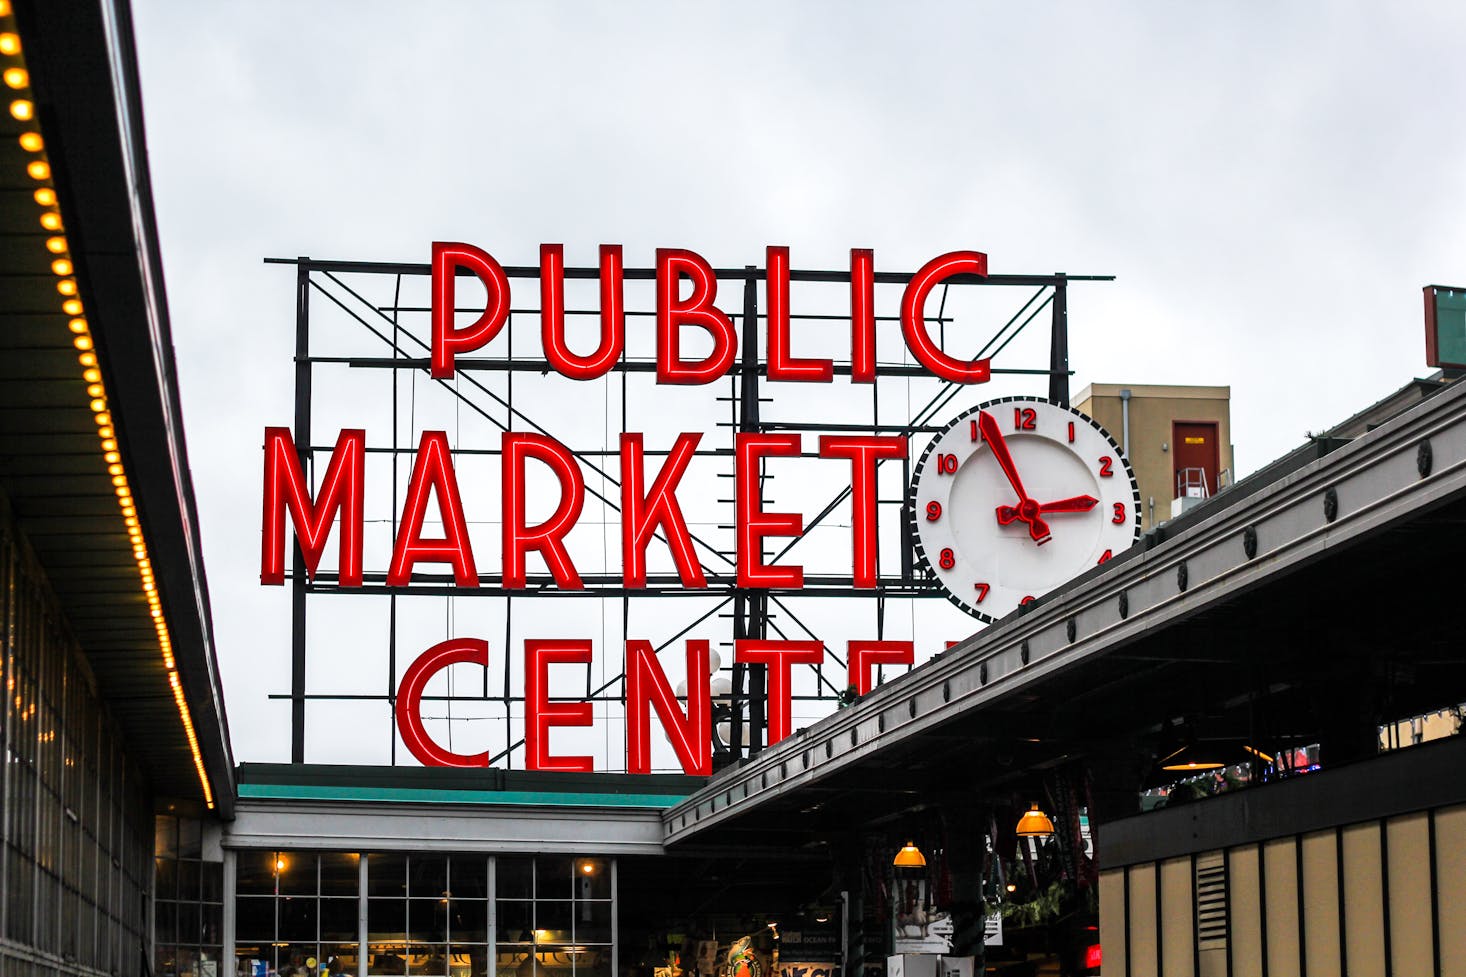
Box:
[1048,275,1070,407]
[290,258,312,764]
[358,851,369,977]
[222,848,237,974]
[737,269,768,756]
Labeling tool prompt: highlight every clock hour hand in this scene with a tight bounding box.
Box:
[978,410,1051,542]
[996,494,1098,521]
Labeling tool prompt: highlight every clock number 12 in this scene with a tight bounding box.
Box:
[1014,407,1036,431]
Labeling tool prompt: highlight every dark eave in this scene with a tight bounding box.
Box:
[4,0,234,814]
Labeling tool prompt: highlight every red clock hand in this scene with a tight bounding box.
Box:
[978,410,1050,542]
[996,494,1098,521]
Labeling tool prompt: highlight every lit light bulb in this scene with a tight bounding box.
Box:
[47,236,66,254]
[51,258,72,276]
[9,98,33,121]
[0,33,19,56]
[26,159,49,181]
[19,131,41,152]
[3,67,28,88]
[40,211,61,231]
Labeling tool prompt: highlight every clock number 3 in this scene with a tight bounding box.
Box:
[939,548,955,570]
[1112,502,1126,524]
[925,501,942,522]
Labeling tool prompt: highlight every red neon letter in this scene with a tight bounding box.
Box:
[431,241,510,379]
[621,433,707,589]
[541,243,625,380]
[626,639,711,776]
[846,640,914,696]
[387,430,478,587]
[766,246,833,382]
[261,427,364,587]
[655,248,736,384]
[900,250,991,383]
[736,433,804,589]
[395,638,489,767]
[525,639,594,772]
[819,435,905,588]
[502,433,585,589]
[734,640,823,745]
[851,248,876,383]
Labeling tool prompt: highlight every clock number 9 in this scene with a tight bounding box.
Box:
[939,548,955,570]
[936,453,958,475]
[925,501,943,522]
[1112,502,1127,524]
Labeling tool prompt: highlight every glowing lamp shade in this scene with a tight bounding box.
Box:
[1015,803,1055,838]
[892,841,927,868]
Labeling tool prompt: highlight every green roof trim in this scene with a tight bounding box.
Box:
[237,782,688,808]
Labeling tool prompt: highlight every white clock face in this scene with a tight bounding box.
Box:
[912,397,1141,621]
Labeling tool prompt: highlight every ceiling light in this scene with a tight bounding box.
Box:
[892,841,927,868]
[1016,803,1055,838]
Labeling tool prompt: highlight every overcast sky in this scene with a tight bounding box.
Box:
[129,2,1466,765]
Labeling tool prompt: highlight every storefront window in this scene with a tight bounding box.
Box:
[154,811,225,977]
[232,853,614,977]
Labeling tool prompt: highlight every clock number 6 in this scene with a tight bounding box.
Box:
[925,501,942,522]
[1112,502,1126,524]
[939,548,955,570]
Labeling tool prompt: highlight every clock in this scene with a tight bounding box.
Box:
[911,396,1141,621]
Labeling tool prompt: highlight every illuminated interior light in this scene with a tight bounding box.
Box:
[4,67,28,88]
[33,187,55,207]
[9,98,33,121]
[47,236,68,254]
[56,278,77,296]
[26,159,50,181]
[108,463,123,476]
[63,298,82,315]
[101,437,116,450]
[98,426,113,440]
[0,33,19,56]
[88,383,105,398]
[69,318,87,333]
[115,485,130,499]
[87,369,103,384]
[19,131,42,152]
[40,211,61,230]
[73,334,92,351]
[52,258,73,276]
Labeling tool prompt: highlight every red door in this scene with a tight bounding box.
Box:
[1173,422,1220,499]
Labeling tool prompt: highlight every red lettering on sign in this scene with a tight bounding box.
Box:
[734,640,824,745]
[260,426,364,587]
[387,430,478,587]
[819,434,906,587]
[431,241,510,379]
[766,246,834,382]
[850,248,877,383]
[626,639,711,776]
[540,243,625,380]
[655,248,737,384]
[502,433,585,589]
[396,638,489,767]
[736,433,805,588]
[620,432,707,589]
[847,640,914,696]
[525,639,594,772]
[900,251,991,383]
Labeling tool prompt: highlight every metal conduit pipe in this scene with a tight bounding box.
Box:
[1120,387,1132,453]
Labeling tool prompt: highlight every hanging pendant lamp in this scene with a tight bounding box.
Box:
[1015,803,1055,838]
[892,841,927,867]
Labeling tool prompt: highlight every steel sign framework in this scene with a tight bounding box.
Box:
[264,252,1112,770]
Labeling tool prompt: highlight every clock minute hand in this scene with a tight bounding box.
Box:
[978,410,1050,542]
[996,494,1096,525]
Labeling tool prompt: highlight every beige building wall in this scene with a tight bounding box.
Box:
[1074,384,1233,531]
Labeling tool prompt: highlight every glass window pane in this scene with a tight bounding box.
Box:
[496,901,532,944]
[179,859,203,902]
[534,902,571,943]
[450,946,489,977]
[410,856,448,898]
[202,861,224,903]
[237,947,277,977]
[237,850,280,896]
[495,858,532,900]
[450,856,489,900]
[571,948,612,977]
[369,854,407,897]
[410,944,449,976]
[154,816,178,859]
[448,899,488,943]
[368,899,408,942]
[571,860,610,901]
[179,817,203,858]
[321,853,360,897]
[573,901,611,945]
[280,895,319,941]
[279,852,318,896]
[321,897,359,941]
[235,896,276,941]
[409,898,448,942]
[178,902,202,946]
[535,858,573,901]
[279,944,320,977]
[155,858,178,901]
[369,943,410,975]
[322,944,361,976]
